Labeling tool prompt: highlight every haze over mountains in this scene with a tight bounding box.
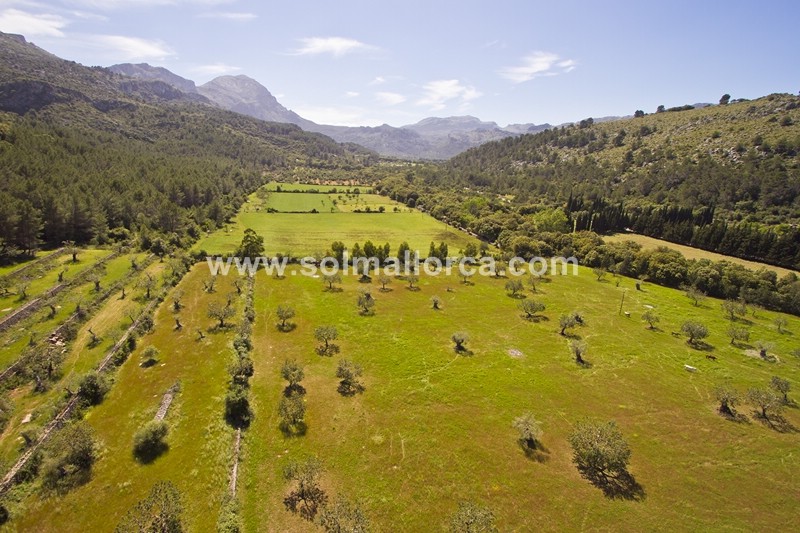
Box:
[108,63,552,159]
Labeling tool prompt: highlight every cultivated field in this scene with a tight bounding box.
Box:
[605,232,798,278]
[196,185,478,256]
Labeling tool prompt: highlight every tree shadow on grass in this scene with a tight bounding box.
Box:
[378,287,393,293]
[283,384,306,397]
[518,440,550,463]
[134,442,169,464]
[279,421,308,438]
[315,344,340,357]
[753,412,799,433]
[521,315,549,323]
[323,287,344,293]
[454,346,474,356]
[277,323,297,333]
[507,293,526,300]
[140,358,158,369]
[578,467,645,501]
[337,382,365,397]
[687,340,714,352]
[405,286,421,292]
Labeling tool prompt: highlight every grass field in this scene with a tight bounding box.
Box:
[263,192,338,213]
[605,232,798,278]
[264,182,373,194]
[233,266,799,531]
[197,187,479,257]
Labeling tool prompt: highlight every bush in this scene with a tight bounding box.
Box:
[225,385,252,429]
[133,420,169,463]
[77,372,110,406]
[41,422,96,492]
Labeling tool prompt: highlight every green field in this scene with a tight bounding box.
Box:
[263,192,337,213]
[264,182,373,194]
[197,188,478,256]
[5,206,800,532]
[605,232,798,278]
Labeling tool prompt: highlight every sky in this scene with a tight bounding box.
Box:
[1,0,798,127]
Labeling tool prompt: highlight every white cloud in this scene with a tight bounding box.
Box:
[291,37,374,57]
[416,79,482,111]
[375,91,406,105]
[190,63,241,76]
[369,76,386,85]
[499,51,577,83]
[197,11,257,21]
[0,8,69,37]
[66,0,234,8]
[344,91,360,98]
[83,34,175,61]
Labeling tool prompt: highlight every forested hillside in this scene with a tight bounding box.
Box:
[382,95,800,269]
[0,32,372,259]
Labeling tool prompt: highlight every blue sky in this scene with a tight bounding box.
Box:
[1,0,798,127]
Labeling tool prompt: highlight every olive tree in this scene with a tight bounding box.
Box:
[449,501,497,533]
[512,412,543,451]
[569,420,631,481]
[357,289,375,315]
[116,481,183,533]
[642,309,659,330]
[683,285,706,307]
[314,326,339,356]
[559,313,578,336]
[721,299,746,321]
[133,420,169,462]
[451,331,469,353]
[276,304,296,331]
[281,359,305,395]
[519,299,545,319]
[377,274,392,291]
[714,385,740,417]
[208,301,235,328]
[505,278,524,297]
[318,498,369,533]
[726,325,750,346]
[278,392,306,434]
[774,316,788,333]
[770,376,791,403]
[747,387,782,421]
[323,273,342,291]
[283,457,327,521]
[681,320,709,346]
[336,359,365,396]
[570,339,588,365]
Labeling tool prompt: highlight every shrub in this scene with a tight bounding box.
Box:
[133,420,169,462]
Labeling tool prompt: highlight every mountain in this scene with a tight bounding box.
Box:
[109,62,201,96]
[112,63,549,159]
[0,31,369,252]
[197,75,317,129]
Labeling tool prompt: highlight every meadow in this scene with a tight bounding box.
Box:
[196,185,478,256]
[4,197,800,532]
[605,232,798,278]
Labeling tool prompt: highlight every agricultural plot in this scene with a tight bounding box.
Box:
[12,264,239,531]
[263,182,373,194]
[263,192,337,213]
[196,187,478,256]
[233,265,799,531]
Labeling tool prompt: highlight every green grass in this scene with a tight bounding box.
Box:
[13,264,238,532]
[264,181,373,193]
[263,192,338,213]
[331,193,406,213]
[235,265,799,531]
[605,232,798,278]
[197,208,479,257]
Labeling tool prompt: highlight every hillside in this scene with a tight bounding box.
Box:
[0,32,370,256]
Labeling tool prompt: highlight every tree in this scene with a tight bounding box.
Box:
[527,273,540,293]
[519,299,545,319]
[559,313,577,336]
[208,301,235,328]
[377,274,392,291]
[569,420,631,481]
[116,480,183,533]
[133,420,169,462]
[512,412,543,451]
[225,384,252,428]
[323,273,342,291]
[276,304,296,331]
[406,274,419,289]
[138,272,157,300]
[63,240,80,262]
[641,309,659,329]
[505,278,524,296]
[449,501,498,533]
[656,104,665,113]
[451,331,469,352]
[236,228,265,258]
[719,93,731,105]
[747,387,783,420]
[141,345,160,367]
[714,385,740,417]
[770,376,791,403]
[41,421,96,491]
[283,458,327,521]
[278,392,306,434]
[755,340,775,359]
[431,295,442,310]
[281,359,305,395]
[357,289,375,315]
[336,359,365,396]
[77,371,110,406]
[721,299,746,321]
[726,325,750,346]
[318,498,369,533]
[774,316,788,333]
[16,277,31,300]
[683,285,706,307]
[314,325,339,355]
[681,320,709,346]
[203,275,217,293]
[592,267,607,281]
[633,110,645,118]
[570,339,588,365]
